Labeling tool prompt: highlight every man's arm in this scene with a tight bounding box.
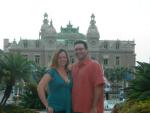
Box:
[91,84,104,113]
[90,62,105,113]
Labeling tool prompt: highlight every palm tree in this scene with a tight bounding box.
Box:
[104,68,115,82]
[127,61,150,101]
[104,67,128,84]
[0,50,4,82]
[0,53,32,105]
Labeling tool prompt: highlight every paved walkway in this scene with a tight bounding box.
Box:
[105,110,111,113]
[39,110,111,113]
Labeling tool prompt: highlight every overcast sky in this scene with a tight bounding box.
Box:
[0,0,150,63]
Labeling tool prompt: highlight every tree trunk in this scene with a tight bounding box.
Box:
[0,84,13,105]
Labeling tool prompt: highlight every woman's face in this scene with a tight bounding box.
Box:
[58,51,68,67]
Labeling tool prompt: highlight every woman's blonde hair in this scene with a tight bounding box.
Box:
[50,49,70,70]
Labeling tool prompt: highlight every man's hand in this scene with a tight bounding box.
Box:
[90,107,97,113]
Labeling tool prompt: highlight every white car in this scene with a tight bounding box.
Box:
[104,100,115,109]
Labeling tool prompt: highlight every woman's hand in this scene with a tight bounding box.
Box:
[47,106,54,113]
[67,64,72,71]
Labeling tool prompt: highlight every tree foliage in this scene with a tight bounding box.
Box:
[104,67,131,82]
[127,62,150,101]
[0,53,32,105]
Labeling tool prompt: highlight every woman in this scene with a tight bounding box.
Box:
[37,49,72,113]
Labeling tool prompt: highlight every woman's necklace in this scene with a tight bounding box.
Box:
[57,68,70,83]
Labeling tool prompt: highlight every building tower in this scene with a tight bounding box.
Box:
[39,13,57,48]
[87,14,100,49]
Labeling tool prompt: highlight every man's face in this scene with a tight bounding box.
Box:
[74,43,88,61]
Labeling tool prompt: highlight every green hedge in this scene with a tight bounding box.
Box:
[0,104,39,113]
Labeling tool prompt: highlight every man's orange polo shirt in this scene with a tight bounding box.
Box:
[72,58,105,113]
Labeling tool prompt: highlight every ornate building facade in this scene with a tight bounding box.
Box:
[4,13,135,69]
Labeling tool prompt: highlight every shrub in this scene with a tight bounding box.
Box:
[20,83,45,109]
[127,62,150,101]
[112,100,150,113]
[0,104,39,113]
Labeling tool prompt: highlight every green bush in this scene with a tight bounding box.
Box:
[0,104,39,113]
[112,100,150,113]
[127,101,150,113]
[20,83,45,109]
[127,62,150,101]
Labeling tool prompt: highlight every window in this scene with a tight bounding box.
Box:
[35,55,40,65]
[49,55,51,61]
[71,58,74,63]
[65,40,68,46]
[91,54,96,60]
[91,56,96,60]
[65,40,74,46]
[116,41,120,49]
[116,56,120,65]
[104,58,108,65]
[36,40,40,48]
[23,40,28,48]
[70,56,74,63]
[104,42,108,49]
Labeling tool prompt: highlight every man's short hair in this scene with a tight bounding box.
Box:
[74,40,88,50]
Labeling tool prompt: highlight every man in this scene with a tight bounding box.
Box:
[72,40,105,113]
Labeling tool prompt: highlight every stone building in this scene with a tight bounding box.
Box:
[4,13,135,69]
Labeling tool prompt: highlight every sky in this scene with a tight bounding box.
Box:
[0,0,150,63]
